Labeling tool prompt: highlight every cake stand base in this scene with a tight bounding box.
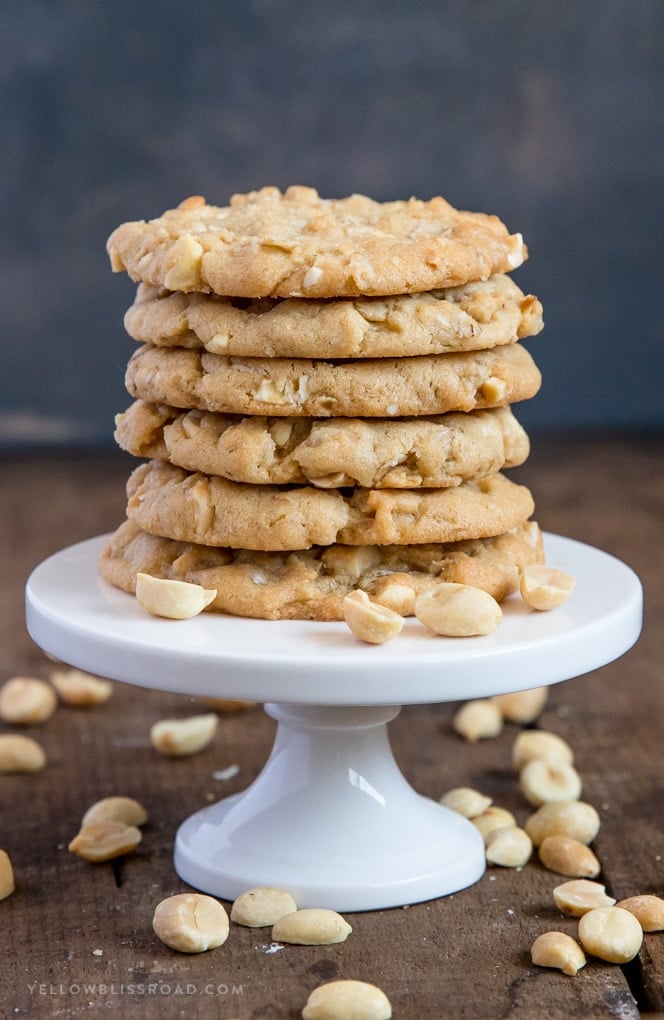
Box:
[174,703,485,910]
[26,533,643,911]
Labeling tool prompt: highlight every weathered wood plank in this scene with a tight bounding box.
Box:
[0,442,661,1017]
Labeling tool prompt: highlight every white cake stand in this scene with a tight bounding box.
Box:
[26,533,642,911]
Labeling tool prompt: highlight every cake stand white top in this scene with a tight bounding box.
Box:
[26,533,642,706]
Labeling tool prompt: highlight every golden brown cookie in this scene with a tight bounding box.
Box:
[125,343,541,419]
[116,401,530,489]
[125,461,535,550]
[124,274,543,358]
[107,187,526,298]
[99,520,544,620]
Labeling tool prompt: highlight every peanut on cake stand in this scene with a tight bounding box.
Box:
[26,532,642,911]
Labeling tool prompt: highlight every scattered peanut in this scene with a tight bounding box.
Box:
[491,686,548,724]
[136,573,217,620]
[231,887,297,928]
[452,700,503,742]
[519,759,582,806]
[150,714,218,756]
[578,906,643,963]
[415,583,502,637]
[0,850,15,900]
[520,564,576,611]
[553,880,616,917]
[68,821,142,862]
[512,730,574,770]
[153,893,229,953]
[0,677,57,725]
[617,895,664,932]
[0,734,46,773]
[531,931,586,976]
[50,668,113,706]
[539,835,601,878]
[439,786,492,819]
[472,806,517,844]
[525,801,600,847]
[485,826,533,868]
[302,979,392,1020]
[81,796,148,829]
[272,908,352,945]
[343,590,404,644]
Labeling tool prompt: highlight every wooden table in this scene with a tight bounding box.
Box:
[1,437,662,1019]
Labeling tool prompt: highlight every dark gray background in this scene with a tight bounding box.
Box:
[2,0,662,448]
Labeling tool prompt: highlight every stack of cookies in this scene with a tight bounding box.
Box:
[100,186,545,620]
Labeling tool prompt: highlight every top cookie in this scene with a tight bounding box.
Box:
[107,186,527,299]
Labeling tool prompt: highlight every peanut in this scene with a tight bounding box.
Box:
[231,887,297,928]
[512,730,574,770]
[0,850,15,901]
[50,668,113,706]
[68,821,142,862]
[472,806,517,844]
[578,906,643,963]
[491,686,548,724]
[0,734,46,773]
[531,931,586,976]
[452,700,503,742]
[272,908,352,945]
[136,573,217,620]
[617,895,664,932]
[525,801,600,847]
[0,677,57,725]
[439,787,492,819]
[519,760,582,806]
[150,713,218,756]
[343,590,404,644]
[554,880,616,917]
[520,564,576,611]
[81,796,148,829]
[302,979,392,1020]
[539,835,601,878]
[485,826,533,868]
[415,583,502,637]
[153,893,229,953]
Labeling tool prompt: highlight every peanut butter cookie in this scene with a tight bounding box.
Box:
[125,461,535,550]
[125,343,541,419]
[116,401,530,489]
[108,187,526,299]
[99,520,544,620]
[124,274,543,358]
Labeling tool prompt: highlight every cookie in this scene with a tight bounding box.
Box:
[116,401,530,490]
[125,461,535,550]
[107,186,526,298]
[124,274,543,358]
[125,343,541,419]
[99,519,544,620]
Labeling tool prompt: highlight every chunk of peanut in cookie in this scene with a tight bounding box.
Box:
[343,590,404,644]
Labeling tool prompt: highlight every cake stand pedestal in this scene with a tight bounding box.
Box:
[26,534,642,911]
